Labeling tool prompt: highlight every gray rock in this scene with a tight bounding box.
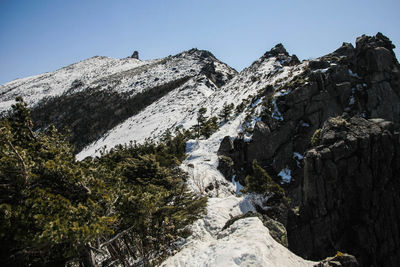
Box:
[315,253,359,267]
[309,60,330,70]
[262,215,289,247]
[288,116,400,267]
[217,155,234,181]
[130,50,139,59]
[217,136,234,155]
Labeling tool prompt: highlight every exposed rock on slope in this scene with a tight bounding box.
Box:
[220,32,400,200]
[217,33,400,266]
[288,116,400,266]
[78,43,306,159]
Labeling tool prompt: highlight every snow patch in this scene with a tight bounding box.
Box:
[348,69,360,78]
[278,168,291,183]
[272,98,284,121]
[293,152,304,168]
[162,217,314,267]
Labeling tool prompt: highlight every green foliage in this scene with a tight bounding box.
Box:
[195,107,208,138]
[193,107,219,139]
[243,160,285,197]
[200,116,219,139]
[197,107,207,125]
[0,97,116,266]
[235,102,246,114]
[95,136,206,265]
[311,128,322,147]
[0,98,207,266]
[31,76,192,152]
[219,102,234,122]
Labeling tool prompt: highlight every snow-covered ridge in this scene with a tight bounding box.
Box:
[0,56,154,112]
[76,48,315,266]
[1,46,316,266]
[77,50,308,159]
[0,49,236,115]
[158,52,314,266]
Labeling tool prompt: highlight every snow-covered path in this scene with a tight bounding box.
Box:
[162,113,316,267]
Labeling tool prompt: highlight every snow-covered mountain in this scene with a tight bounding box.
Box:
[0,49,236,151]
[3,33,399,266]
[0,50,234,112]
[0,44,315,266]
[78,44,306,159]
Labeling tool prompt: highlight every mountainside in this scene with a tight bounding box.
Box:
[0,49,236,151]
[1,33,399,266]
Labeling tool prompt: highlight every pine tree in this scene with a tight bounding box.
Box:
[243,160,284,196]
[200,116,219,138]
[1,97,207,266]
[219,102,234,122]
[0,98,116,266]
[196,107,208,138]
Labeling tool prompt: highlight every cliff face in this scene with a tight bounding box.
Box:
[288,116,400,266]
[220,32,400,193]
[248,33,400,192]
[217,33,400,266]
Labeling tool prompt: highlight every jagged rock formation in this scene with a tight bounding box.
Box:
[219,32,400,198]
[130,50,139,59]
[288,116,400,266]
[217,33,400,266]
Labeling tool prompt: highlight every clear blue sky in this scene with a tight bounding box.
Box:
[1,0,399,84]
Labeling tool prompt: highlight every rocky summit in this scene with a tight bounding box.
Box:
[1,33,399,266]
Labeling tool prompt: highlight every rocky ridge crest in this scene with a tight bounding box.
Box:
[217,32,400,266]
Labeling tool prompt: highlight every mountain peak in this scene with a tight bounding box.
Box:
[178,48,217,61]
[356,32,396,51]
[263,43,289,58]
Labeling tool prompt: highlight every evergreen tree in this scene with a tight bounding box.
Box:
[200,116,219,138]
[97,144,206,265]
[0,97,207,266]
[243,160,284,197]
[195,107,208,138]
[0,97,116,266]
[219,102,234,122]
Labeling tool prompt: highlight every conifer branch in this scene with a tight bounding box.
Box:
[7,140,28,185]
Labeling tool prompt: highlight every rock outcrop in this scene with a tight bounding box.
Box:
[287,116,400,266]
[217,33,400,266]
[219,32,400,201]
[315,252,359,267]
[130,50,139,59]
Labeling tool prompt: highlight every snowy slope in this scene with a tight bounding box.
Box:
[77,51,307,159]
[158,84,315,266]
[77,76,216,159]
[1,46,316,266]
[162,216,315,267]
[75,48,312,266]
[0,56,153,112]
[0,49,235,115]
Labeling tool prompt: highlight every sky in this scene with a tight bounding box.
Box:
[0,0,399,84]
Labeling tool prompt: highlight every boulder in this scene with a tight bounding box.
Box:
[217,136,234,155]
[315,252,359,267]
[217,155,234,180]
